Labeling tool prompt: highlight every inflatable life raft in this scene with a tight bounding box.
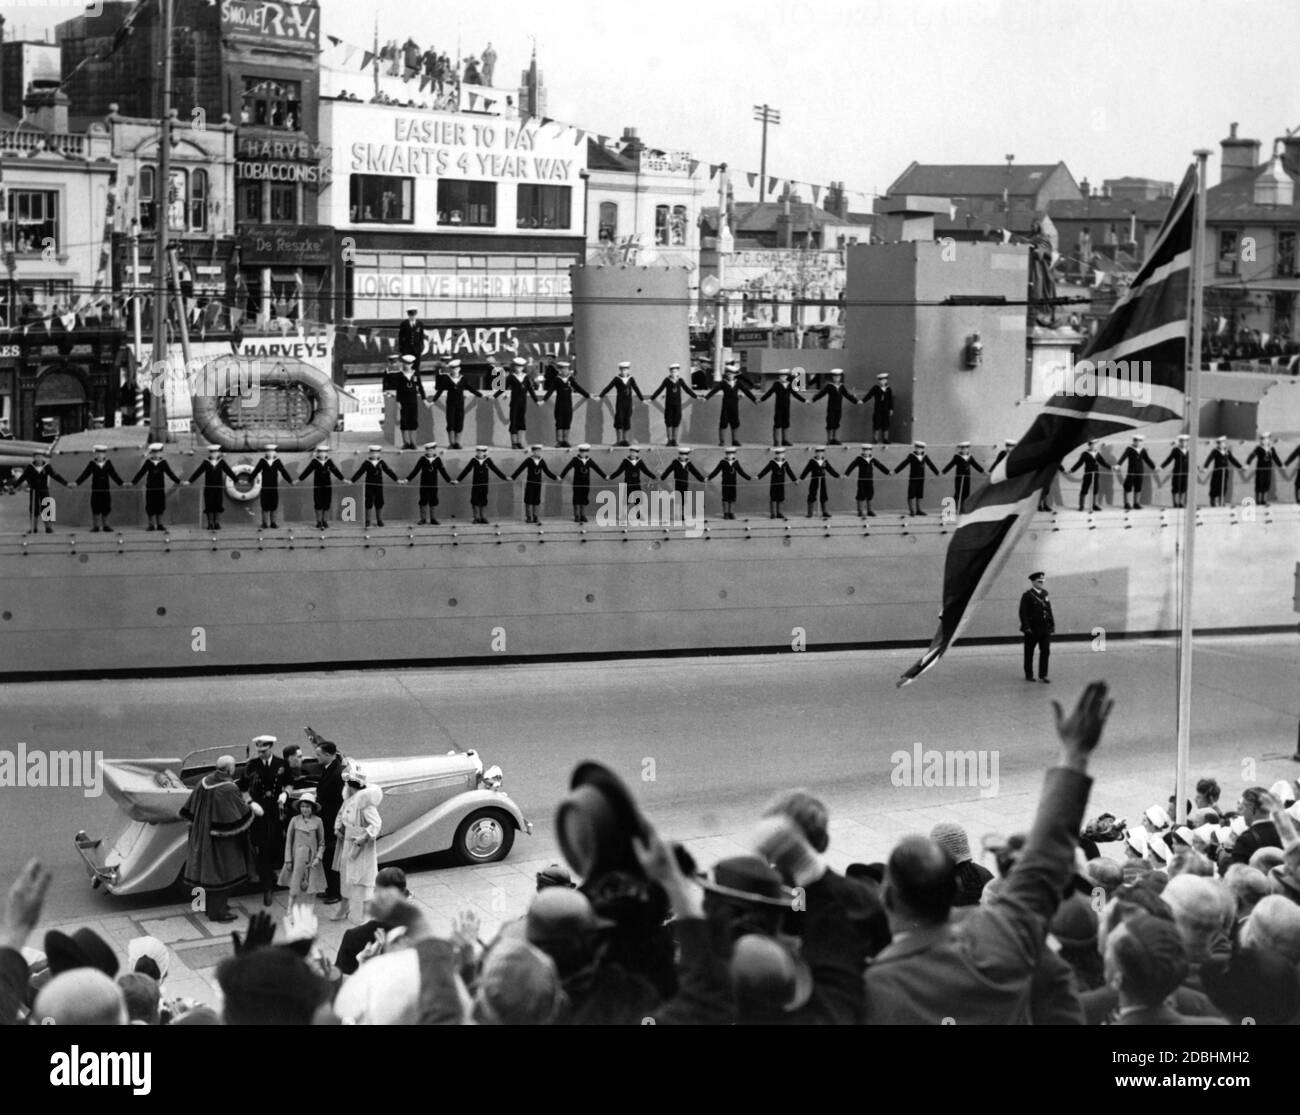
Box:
[191,357,339,452]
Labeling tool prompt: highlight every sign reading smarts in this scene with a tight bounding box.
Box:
[348,118,577,183]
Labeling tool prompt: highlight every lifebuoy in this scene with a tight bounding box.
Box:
[226,462,261,502]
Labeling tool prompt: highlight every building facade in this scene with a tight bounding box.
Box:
[319,96,585,384]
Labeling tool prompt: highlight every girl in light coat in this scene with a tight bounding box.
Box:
[278,791,327,901]
[332,765,384,923]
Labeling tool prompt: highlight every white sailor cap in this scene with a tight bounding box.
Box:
[677,446,692,454]
[1215,434,1227,442]
[368,444,383,453]
[577,443,591,451]
[264,444,279,452]
[1004,439,1016,447]
[475,445,489,453]
[725,361,740,371]
[530,443,544,451]
[314,444,330,454]
[556,361,572,370]
[1132,434,1145,441]
[724,446,737,454]
[860,445,873,452]
[876,372,890,379]
[914,440,927,448]
[771,445,787,453]
[92,444,108,453]
[252,734,277,746]
[1260,431,1272,439]
[148,442,164,452]
[814,445,827,454]
[422,442,439,451]
[830,367,844,376]
[207,444,223,453]
[400,354,416,364]
[1176,433,1189,441]
[512,357,528,368]
[33,447,49,457]
[618,361,631,369]
[627,444,641,453]
[444,359,462,369]
[407,307,419,314]
[957,440,971,448]
[668,362,681,370]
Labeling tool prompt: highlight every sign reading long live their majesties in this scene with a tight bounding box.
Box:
[349,118,577,182]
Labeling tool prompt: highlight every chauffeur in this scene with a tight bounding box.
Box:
[350,445,399,528]
[132,442,183,532]
[458,445,509,525]
[249,444,293,529]
[511,444,558,524]
[189,445,238,531]
[73,444,124,532]
[299,444,344,529]
[560,443,607,523]
[1019,571,1055,683]
[407,442,456,525]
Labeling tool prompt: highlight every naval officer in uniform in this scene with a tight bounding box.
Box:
[1019,571,1055,683]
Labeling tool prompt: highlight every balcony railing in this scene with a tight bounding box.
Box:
[0,130,87,158]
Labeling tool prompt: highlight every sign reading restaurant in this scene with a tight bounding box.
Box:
[220,0,320,45]
[349,118,577,182]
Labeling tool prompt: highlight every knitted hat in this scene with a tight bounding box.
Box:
[930,821,973,865]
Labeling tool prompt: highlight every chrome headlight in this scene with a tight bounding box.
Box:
[482,765,503,790]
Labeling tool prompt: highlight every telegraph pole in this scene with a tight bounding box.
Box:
[752,104,780,201]
[149,0,174,442]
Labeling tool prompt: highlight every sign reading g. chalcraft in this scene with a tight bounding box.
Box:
[220,0,320,46]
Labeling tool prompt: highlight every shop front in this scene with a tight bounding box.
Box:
[7,327,126,440]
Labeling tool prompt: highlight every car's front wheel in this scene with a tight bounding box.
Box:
[453,808,515,865]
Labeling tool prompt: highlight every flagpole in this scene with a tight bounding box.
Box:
[1174,149,1210,826]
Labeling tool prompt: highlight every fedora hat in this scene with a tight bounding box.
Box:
[702,855,799,909]
[555,761,648,880]
[44,927,119,978]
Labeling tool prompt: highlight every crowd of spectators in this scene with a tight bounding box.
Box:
[4,681,1300,1025]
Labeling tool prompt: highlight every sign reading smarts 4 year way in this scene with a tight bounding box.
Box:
[220,0,320,46]
[349,118,578,183]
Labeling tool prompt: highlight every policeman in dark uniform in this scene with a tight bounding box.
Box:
[16,448,68,533]
[649,362,697,447]
[457,445,509,525]
[249,443,293,529]
[511,444,558,524]
[189,444,237,530]
[845,444,889,517]
[560,443,606,523]
[132,442,183,532]
[544,361,589,448]
[800,446,839,519]
[941,440,985,513]
[1019,571,1055,683]
[811,368,858,445]
[599,362,644,447]
[397,307,427,373]
[406,442,455,525]
[495,356,538,450]
[706,446,751,519]
[660,446,705,524]
[1201,435,1243,507]
[299,444,344,529]
[1159,434,1191,508]
[608,444,654,501]
[433,359,480,449]
[351,445,399,528]
[74,444,124,532]
[862,372,894,443]
[759,369,806,448]
[1115,434,1157,510]
[708,362,758,447]
[392,355,427,450]
[757,445,798,520]
[238,734,288,906]
[1068,439,1107,511]
[1245,432,1284,506]
[893,440,940,516]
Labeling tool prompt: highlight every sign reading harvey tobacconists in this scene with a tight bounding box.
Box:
[221,0,320,45]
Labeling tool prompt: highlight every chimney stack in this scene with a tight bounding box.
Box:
[23,87,69,135]
[1220,122,1262,183]
[1254,139,1294,208]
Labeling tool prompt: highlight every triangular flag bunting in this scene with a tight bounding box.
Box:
[573,129,585,146]
[341,45,358,65]
[484,99,495,111]
[811,184,821,204]
[688,160,699,177]
[328,34,341,46]
[469,92,479,109]
[747,173,757,188]
[768,177,778,196]
[709,164,720,179]
[361,51,375,69]
[597,135,609,146]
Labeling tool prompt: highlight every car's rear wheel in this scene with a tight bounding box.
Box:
[453,808,515,865]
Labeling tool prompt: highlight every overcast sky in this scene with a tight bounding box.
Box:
[12,0,1298,202]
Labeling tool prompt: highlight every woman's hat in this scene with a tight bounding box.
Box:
[555,761,649,880]
[343,762,368,788]
[44,927,119,977]
[294,790,321,813]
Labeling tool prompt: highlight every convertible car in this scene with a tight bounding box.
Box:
[74,742,532,897]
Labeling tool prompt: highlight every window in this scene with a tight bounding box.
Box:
[655,204,669,246]
[515,185,569,231]
[4,189,59,254]
[269,183,298,223]
[190,169,208,232]
[598,201,617,242]
[1279,230,1297,278]
[138,166,156,229]
[671,205,687,247]
[241,77,302,131]
[1271,291,1294,340]
[238,182,263,223]
[1217,229,1239,276]
[437,180,496,227]
[350,174,414,224]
